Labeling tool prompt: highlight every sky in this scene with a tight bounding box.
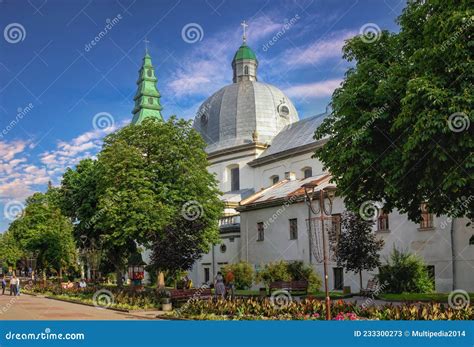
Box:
[0,0,405,232]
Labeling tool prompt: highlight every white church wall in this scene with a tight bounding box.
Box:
[240,197,469,293]
[252,152,326,191]
[452,217,474,292]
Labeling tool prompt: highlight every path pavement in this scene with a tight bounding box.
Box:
[0,291,162,320]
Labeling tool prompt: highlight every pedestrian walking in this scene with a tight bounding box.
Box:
[1,276,6,295]
[214,272,226,299]
[10,275,17,296]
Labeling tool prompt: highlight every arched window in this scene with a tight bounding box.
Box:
[147,69,152,77]
[244,65,249,75]
[148,97,153,104]
[303,167,312,179]
[270,175,279,185]
[230,166,240,191]
[470,235,474,245]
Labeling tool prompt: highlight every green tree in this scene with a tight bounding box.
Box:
[378,248,434,293]
[335,211,384,291]
[97,117,222,283]
[0,231,24,269]
[8,190,76,278]
[315,0,473,222]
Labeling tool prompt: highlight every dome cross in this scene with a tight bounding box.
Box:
[241,20,248,44]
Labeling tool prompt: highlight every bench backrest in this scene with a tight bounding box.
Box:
[269,280,308,290]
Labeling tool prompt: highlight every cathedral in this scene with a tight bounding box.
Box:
[132,32,474,293]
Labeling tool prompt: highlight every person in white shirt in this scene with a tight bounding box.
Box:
[10,275,17,296]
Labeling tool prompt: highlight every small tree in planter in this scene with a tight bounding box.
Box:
[334,211,384,291]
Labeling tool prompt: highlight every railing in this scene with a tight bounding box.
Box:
[219,215,240,226]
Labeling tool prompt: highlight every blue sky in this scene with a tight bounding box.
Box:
[0,0,405,231]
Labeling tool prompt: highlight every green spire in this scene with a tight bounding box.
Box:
[232,44,257,62]
[131,52,164,124]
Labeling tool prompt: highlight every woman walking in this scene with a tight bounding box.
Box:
[214,272,226,299]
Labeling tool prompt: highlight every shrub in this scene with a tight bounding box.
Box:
[256,261,291,287]
[286,261,322,292]
[256,260,322,292]
[378,248,434,293]
[221,261,254,289]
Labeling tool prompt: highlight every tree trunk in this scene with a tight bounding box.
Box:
[59,268,63,282]
[359,271,363,292]
[116,269,123,288]
[157,271,165,289]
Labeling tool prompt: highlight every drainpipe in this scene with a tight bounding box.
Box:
[450,218,456,290]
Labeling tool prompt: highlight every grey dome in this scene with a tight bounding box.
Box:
[193,81,299,153]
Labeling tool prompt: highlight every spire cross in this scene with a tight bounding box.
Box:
[143,37,150,53]
[241,20,248,43]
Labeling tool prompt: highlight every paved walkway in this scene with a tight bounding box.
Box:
[0,292,162,320]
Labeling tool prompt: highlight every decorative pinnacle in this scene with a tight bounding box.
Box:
[241,20,248,44]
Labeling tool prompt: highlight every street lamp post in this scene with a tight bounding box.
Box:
[303,182,336,320]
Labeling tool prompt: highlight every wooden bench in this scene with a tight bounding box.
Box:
[169,288,212,302]
[360,279,378,296]
[269,280,308,295]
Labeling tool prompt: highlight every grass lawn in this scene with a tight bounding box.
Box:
[378,292,474,302]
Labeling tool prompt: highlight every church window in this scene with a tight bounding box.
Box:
[220,244,227,253]
[426,265,435,286]
[257,222,264,241]
[420,203,433,229]
[303,167,312,179]
[289,218,298,240]
[204,268,210,283]
[148,97,153,104]
[244,65,249,75]
[147,68,152,77]
[470,235,474,245]
[377,211,389,231]
[230,167,240,191]
[330,214,341,253]
[278,103,290,118]
[270,175,279,185]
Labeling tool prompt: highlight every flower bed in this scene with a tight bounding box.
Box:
[171,298,473,320]
[23,284,161,311]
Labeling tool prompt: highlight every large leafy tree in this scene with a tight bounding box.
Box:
[334,212,384,290]
[8,189,76,278]
[315,0,473,222]
[0,230,24,269]
[97,117,222,282]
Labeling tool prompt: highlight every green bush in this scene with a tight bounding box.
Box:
[287,261,322,292]
[222,261,254,289]
[256,261,292,286]
[256,260,322,292]
[378,248,434,294]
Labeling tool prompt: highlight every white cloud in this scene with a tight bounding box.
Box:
[283,30,355,67]
[284,78,342,99]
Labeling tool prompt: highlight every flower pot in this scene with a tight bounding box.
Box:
[162,303,172,311]
[161,297,171,305]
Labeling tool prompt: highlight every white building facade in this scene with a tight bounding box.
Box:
[189,39,474,293]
